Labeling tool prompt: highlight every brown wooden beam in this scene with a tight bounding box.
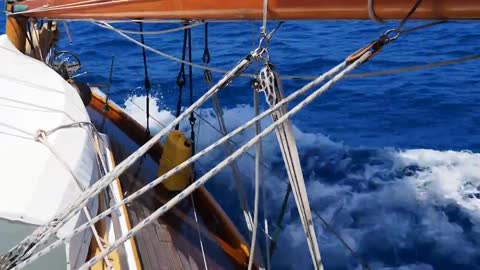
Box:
[14,0,480,20]
[5,12,27,53]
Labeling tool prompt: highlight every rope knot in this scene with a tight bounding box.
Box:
[34,130,48,143]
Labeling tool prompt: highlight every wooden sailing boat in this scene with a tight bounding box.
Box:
[1,1,479,269]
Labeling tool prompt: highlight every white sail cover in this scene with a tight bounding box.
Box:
[0,34,98,226]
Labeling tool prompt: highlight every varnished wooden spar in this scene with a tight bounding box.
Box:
[5,11,27,53]
[10,0,480,20]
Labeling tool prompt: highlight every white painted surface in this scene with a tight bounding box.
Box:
[0,34,98,267]
[103,135,139,270]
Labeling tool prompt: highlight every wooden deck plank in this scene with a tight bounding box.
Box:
[127,209,153,270]
[97,116,245,269]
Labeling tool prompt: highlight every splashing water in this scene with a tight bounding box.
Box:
[124,95,480,270]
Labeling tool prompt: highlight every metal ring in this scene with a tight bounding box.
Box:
[368,0,384,23]
[383,29,401,41]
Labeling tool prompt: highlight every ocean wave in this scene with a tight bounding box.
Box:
[124,95,480,270]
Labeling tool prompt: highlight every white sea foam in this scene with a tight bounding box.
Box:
[124,95,480,269]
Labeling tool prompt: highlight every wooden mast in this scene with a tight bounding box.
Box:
[5,3,27,53]
[8,0,480,20]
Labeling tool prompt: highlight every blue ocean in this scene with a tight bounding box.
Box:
[2,13,480,270]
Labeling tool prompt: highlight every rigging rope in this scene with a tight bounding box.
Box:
[36,123,114,269]
[395,0,424,33]
[261,0,269,36]
[186,27,209,270]
[94,20,204,35]
[175,28,188,129]
[10,53,351,269]
[203,22,254,232]
[6,6,437,266]
[269,186,291,257]
[7,48,263,270]
[93,20,469,83]
[248,89,262,270]
[139,22,151,137]
[77,52,371,270]
[8,55,340,270]
[100,56,114,132]
[313,210,372,270]
[367,0,384,23]
[271,67,323,269]
[187,28,196,152]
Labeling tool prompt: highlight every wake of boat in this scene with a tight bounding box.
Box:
[124,95,480,270]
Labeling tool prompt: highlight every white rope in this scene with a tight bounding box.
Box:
[270,84,322,269]
[261,0,269,36]
[128,68,370,269]
[93,21,235,76]
[34,130,87,192]
[82,208,114,269]
[78,52,371,270]
[189,94,209,270]
[13,59,345,270]
[36,124,113,269]
[65,241,71,270]
[94,21,205,35]
[62,22,73,45]
[211,93,254,231]
[248,90,262,270]
[190,191,209,270]
[262,168,270,270]
[91,20,475,82]
[45,18,240,23]
[10,49,261,270]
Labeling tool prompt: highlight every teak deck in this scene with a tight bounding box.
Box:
[102,124,240,269]
[88,99,250,269]
[121,171,228,270]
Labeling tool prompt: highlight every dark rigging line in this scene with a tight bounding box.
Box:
[139,22,151,137]
[175,28,188,130]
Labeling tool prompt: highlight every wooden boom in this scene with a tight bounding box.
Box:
[9,0,480,20]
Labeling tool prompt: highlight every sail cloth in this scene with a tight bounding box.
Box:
[10,0,480,20]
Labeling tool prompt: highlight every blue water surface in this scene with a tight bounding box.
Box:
[2,13,480,270]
